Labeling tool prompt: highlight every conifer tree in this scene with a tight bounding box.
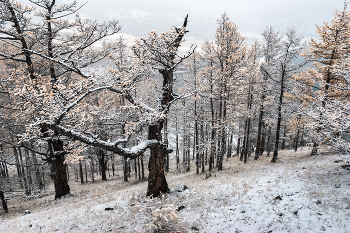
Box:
[300,2,350,153]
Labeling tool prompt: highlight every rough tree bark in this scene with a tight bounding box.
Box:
[98,150,107,181]
[49,139,70,199]
[147,123,169,197]
[0,190,8,213]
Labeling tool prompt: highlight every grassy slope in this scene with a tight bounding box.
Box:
[0,147,350,232]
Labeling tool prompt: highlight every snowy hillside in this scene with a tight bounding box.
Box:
[1,148,349,232]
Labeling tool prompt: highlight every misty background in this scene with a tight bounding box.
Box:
[23,0,345,46]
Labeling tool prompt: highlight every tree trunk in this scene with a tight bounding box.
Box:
[255,101,264,160]
[66,164,69,181]
[294,129,300,152]
[123,156,128,182]
[0,190,8,213]
[112,163,115,176]
[163,118,169,173]
[98,150,107,181]
[281,125,287,150]
[260,125,266,156]
[13,147,23,189]
[200,123,205,173]
[209,127,216,171]
[85,163,88,182]
[240,119,248,161]
[18,147,30,195]
[134,159,138,179]
[195,118,200,175]
[49,139,70,199]
[147,123,169,197]
[24,149,33,191]
[218,99,227,170]
[244,117,251,164]
[79,161,84,184]
[236,137,241,157]
[271,68,285,163]
[311,141,318,156]
[30,150,43,190]
[175,117,180,171]
[141,156,145,181]
[91,158,95,183]
[227,133,233,158]
[74,166,78,182]
[209,60,215,171]
[266,126,272,157]
[137,157,141,180]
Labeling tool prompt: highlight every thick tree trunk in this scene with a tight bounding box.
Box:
[98,150,107,181]
[147,123,169,197]
[49,139,70,199]
[0,190,8,213]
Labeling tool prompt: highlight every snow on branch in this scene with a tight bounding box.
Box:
[0,38,91,79]
[55,85,113,125]
[107,86,156,112]
[51,124,159,159]
[165,89,199,111]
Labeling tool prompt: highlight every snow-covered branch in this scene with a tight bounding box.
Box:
[55,85,112,124]
[107,86,156,112]
[50,124,160,159]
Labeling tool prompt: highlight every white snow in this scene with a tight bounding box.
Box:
[1,147,350,232]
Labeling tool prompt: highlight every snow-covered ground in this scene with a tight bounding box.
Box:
[1,147,350,232]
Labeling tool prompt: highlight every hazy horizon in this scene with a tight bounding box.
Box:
[22,0,346,46]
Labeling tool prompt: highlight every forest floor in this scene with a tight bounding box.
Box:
[0,147,350,232]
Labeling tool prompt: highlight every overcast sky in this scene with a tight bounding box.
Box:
[24,0,346,44]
